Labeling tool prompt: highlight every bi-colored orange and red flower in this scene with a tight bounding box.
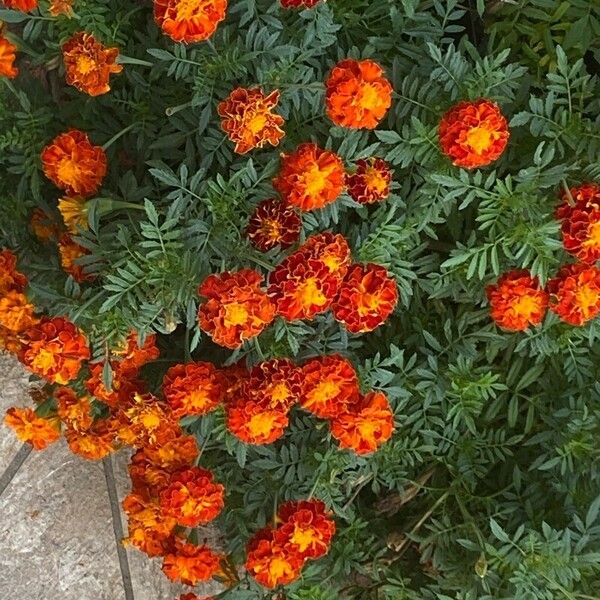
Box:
[162,362,223,417]
[273,143,345,211]
[300,354,359,418]
[556,183,600,264]
[198,269,275,349]
[0,37,18,79]
[547,263,600,326]
[246,198,301,252]
[2,0,37,11]
[486,270,548,331]
[0,291,38,352]
[330,391,394,455]
[85,362,143,407]
[62,32,122,96]
[55,387,94,432]
[218,88,285,154]
[41,129,107,197]
[325,59,392,129]
[439,99,509,169]
[113,332,160,374]
[159,466,225,527]
[0,249,28,293]
[300,232,351,282]
[162,538,222,586]
[58,233,93,283]
[346,158,391,204]
[332,263,398,333]
[18,316,90,384]
[65,419,117,460]
[153,0,227,43]
[4,407,60,450]
[49,0,74,16]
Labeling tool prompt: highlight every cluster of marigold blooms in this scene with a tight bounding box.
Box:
[486,183,600,331]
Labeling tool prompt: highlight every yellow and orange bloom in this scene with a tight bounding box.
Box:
[4,407,61,450]
[439,99,509,169]
[346,158,391,204]
[49,0,74,16]
[0,248,28,293]
[246,198,301,252]
[299,232,351,283]
[2,0,37,11]
[19,316,90,384]
[162,539,222,586]
[85,362,143,408]
[556,183,600,264]
[55,387,93,432]
[273,143,345,211]
[58,233,93,283]
[226,402,289,445]
[113,331,160,375]
[325,59,392,129]
[486,270,548,332]
[141,433,199,471]
[198,269,275,349]
[64,420,117,460]
[332,263,398,333]
[300,354,359,418]
[159,466,225,527]
[218,88,285,154]
[547,263,600,326]
[0,36,18,79]
[330,391,394,455]
[153,0,228,44]
[58,196,89,232]
[162,362,223,417]
[62,32,122,96]
[0,290,38,339]
[29,209,58,242]
[41,129,107,197]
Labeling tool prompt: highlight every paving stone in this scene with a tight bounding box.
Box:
[0,440,125,600]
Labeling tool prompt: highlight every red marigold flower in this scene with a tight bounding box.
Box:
[4,407,60,450]
[30,208,58,242]
[162,362,223,417]
[58,233,94,283]
[346,157,392,204]
[245,527,304,588]
[162,539,222,586]
[0,249,28,293]
[226,401,289,445]
[41,129,107,197]
[325,59,393,129]
[300,354,360,418]
[113,331,160,375]
[439,99,509,169]
[198,269,275,349]
[330,391,394,455]
[556,183,600,264]
[153,0,227,43]
[19,316,90,384]
[49,0,74,16]
[273,143,346,211]
[218,88,285,154]
[277,499,336,560]
[281,0,320,6]
[243,358,302,411]
[85,362,144,408]
[299,232,351,282]
[0,36,18,79]
[62,32,122,96]
[332,263,398,333]
[64,419,117,460]
[2,0,37,11]
[486,270,549,332]
[246,198,302,252]
[159,466,225,527]
[546,263,600,326]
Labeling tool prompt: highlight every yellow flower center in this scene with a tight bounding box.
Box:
[302,164,331,197]
[259,219,282,242]
[511,294,540,320]
[31,348,57,373]
[308,379,340,404]
[364,166,387,195]
[140,411,161,430]
[357,418,380,444]
[223,302,249,326]
[465,125,494,154]
[575,283,599,318]
[268,382,291,405]
[321,251,343,273]
[356,82,381,111]
[583,220,600,248]
[246,111,268,135]
[267,556,294,583]
[358,293,381,316]
[297,277,327,309]
[247,411,279,438]
[76,54,97,75]
[290,525,320,553]
[175,0,205,20]
[184,389,212,410]
[56,158,81,187]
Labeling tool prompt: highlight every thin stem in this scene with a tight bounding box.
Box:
[102,123,137,150]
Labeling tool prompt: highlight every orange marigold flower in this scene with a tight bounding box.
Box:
[41,129,107,197]
[0,36,18,79]
[245,527,304,589]
[325,59,392,129]
[0,249,28,293]
[162,539,222,586]
[300,354,359,418]
[281,0,320,7]
[346,157,392,204]
[198,269,275,349]
[85,362,143,408]
[332,263,398,333]
[113,331,160,375]
[273,143,345,211]
[218,88,285,154]
[62,32,122,97]
[162,362,223,417]
[58,196,89,232]
[58,233,93,282]
[55,387,93,431]
[556,183,600,264]
[246,198,302,252]
[4,407,60,450]
[159,466,225,527]
[299,232,351,282]
[486,270,549,332]
[0,290,38,335]
[128,450,172,496]
[142,433,199,471]
[2,0,37,11]
[153,0,228,44]
[546,263,600,326]
[226,401,289,445]
[19,316,90,384]
[64,419,117,460]
[30,209,58,242]
[277,499,336,560]
[330,391,394,455]
[439,99,509,169]
[49,0,74,16]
